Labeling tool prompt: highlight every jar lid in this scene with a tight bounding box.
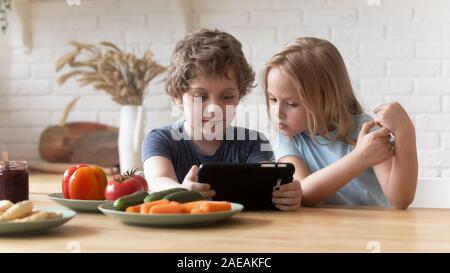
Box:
[0,161,28,171]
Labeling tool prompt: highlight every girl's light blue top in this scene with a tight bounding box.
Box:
[273,114,389,207]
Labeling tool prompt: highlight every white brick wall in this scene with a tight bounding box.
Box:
[0,0,449,178]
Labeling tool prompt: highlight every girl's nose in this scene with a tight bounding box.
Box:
[274,105,285,119]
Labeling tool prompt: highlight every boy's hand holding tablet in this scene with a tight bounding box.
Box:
[182,165,216,199]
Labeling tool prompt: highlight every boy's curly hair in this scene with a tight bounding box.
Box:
[166,28,255,100]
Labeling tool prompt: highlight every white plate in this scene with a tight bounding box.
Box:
[0,207,76,235]
[98,202,244,227]
[48,193,109,213]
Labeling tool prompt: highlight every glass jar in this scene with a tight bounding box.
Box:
[0,161,29,203]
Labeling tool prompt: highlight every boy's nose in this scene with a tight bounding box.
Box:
[203,103,223,119]
[211,97,224,106]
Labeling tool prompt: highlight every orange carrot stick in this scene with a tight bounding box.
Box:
[200,201,232,212]
[125,204,142,213]
[150,203,182,214]
[180,201,207,213]
[190,208,207,214]
[140,199,170,214]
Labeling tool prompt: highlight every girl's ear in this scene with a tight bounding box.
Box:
[174,97,183,110]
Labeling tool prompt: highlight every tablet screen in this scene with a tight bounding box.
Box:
[198,163,294,210]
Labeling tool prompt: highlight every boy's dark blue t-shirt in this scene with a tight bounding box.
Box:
[142,120,274,182]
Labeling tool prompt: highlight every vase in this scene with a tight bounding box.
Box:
[118,105,145,174]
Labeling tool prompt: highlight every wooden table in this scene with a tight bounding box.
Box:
[1,172,450,253]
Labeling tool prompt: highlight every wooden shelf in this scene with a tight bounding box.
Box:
[178,0,193,33]
[10,0,194,53]
[11,0,31,53]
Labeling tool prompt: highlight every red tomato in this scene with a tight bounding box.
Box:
[104,169,148,201]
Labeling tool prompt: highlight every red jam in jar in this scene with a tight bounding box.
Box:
[0,161,29,203]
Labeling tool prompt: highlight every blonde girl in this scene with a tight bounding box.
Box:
[263,37,418,209]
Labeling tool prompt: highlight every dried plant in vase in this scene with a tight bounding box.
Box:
[55,40,167,173]
[55,40,166,105]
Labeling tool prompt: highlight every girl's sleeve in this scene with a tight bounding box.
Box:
[351,114,381,140]
[272,133,302,161]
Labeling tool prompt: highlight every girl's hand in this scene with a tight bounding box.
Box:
[182,165,216,198]
[272,180,302,211]
[374,102,414,135]
[354,121,394,168]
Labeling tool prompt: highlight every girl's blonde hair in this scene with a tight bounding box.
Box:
[262,37,363,145]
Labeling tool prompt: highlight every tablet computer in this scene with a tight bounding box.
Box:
[197,163,295,210]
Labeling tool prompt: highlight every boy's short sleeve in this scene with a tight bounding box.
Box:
[141,129,173,163]
[272,133,302,161]
[245,132,274,163]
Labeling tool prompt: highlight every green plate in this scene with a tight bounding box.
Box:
[0,207,76,235]
[48,193,110,213]
[98,202,244,227]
